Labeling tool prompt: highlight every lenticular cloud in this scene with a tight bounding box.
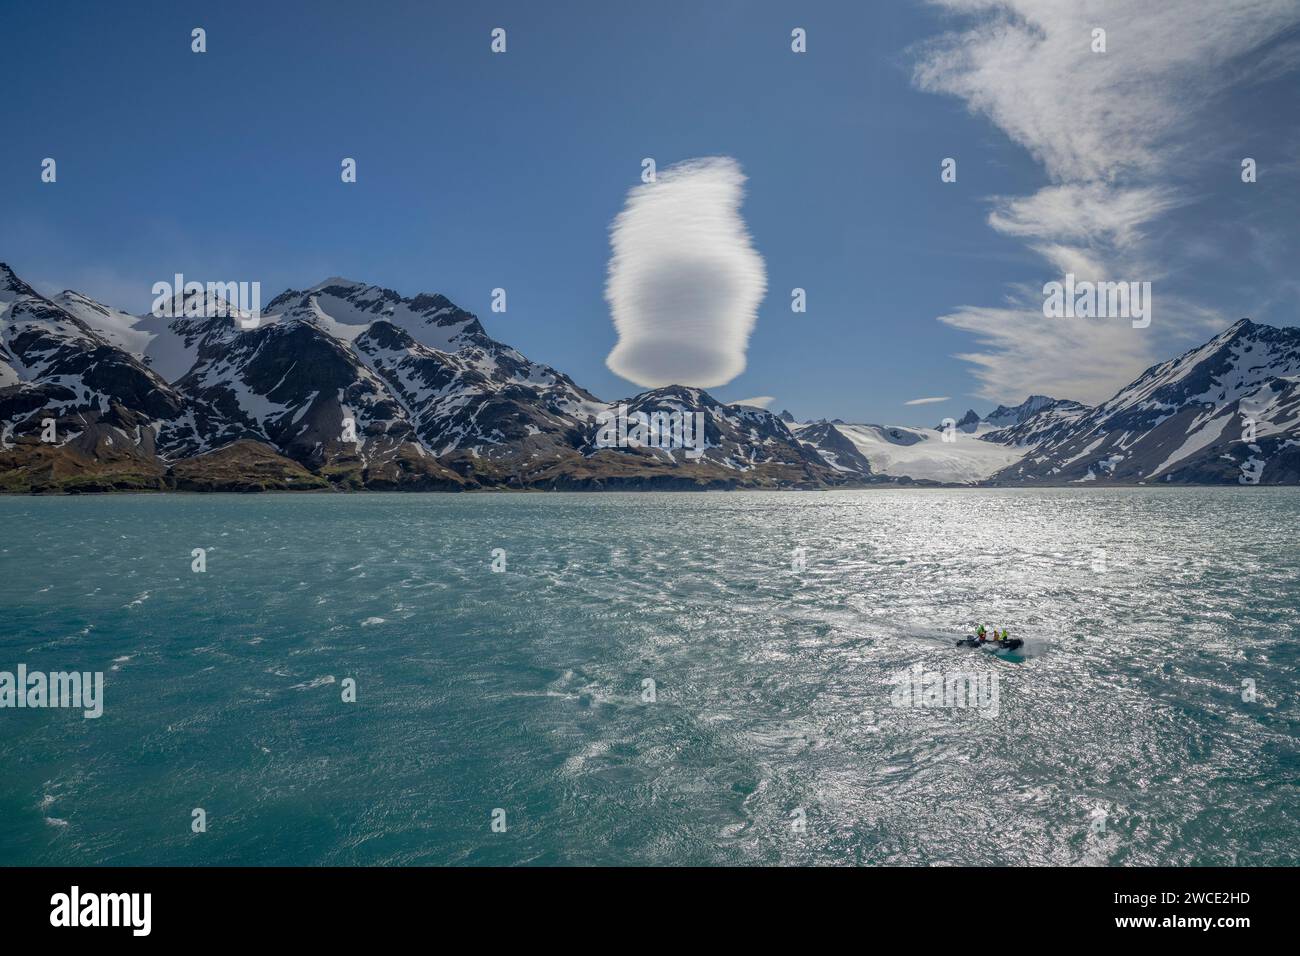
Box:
[604,157,767,389]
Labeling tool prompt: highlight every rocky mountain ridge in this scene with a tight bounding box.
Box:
[4,262,1296,490]
[0,264,838,492]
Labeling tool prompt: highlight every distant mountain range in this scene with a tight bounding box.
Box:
[792,319,1300,485]
[2,262,1297,491]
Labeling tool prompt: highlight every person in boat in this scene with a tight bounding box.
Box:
[976,624,987,643]
[1001,628,1010,643]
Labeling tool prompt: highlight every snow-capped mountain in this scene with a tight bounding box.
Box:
[936,409,981,433]
[0,264,212,490]
[5,259,1297,491]
[980,397,1091,447]
[55,285,258,383]
[981,395,1071,429]
[991,319,1300,485]
[264,279,494,353]
[585,386,834,488]
[0,264,838,491]
[791,421,873,475]
[51,289,153,357]
[932,395,1087,439]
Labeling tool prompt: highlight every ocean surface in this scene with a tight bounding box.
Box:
[1,489,1297,866]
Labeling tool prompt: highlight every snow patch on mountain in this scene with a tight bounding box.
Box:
[1147,411,1232,478]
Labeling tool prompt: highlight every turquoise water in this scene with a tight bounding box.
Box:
[1,489,1297,866]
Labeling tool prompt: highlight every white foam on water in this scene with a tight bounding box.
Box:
[291,675,336,690]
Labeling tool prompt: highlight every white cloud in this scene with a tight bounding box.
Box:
[914,0,1300,400]
[938,303,1159,405]
[938,295,1230,405]
[730,395,775,408]
[904,396,951,406]
[604,157,767,389]
[988,184,1184,250]
[1027,244,1107,284]
[989,184,1188,283]
[914,1,1299,183]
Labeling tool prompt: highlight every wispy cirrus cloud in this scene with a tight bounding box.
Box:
[938,295,1229,404]
[986,184,1183,247]
[914,0,1299,182]
[904,396,951,406]
[604,157,767,389]
[913,0,1300,404]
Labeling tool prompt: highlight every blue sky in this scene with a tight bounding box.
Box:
[3,0,1298,424]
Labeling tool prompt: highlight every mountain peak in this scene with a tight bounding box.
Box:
[933,408,980,431]
[308,276,368,293]
[978,394,1079,430]
[259,278,488,354]
[1222,317,1258,339]
[0,262,36,300]
[989,316,1300,484]
[623,384,711,406]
